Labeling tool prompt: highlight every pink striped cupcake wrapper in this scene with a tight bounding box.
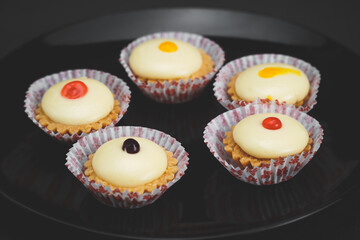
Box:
[119,31,225,104]
[213,53,321,112]
[24,69,131,143]
[65,126,189,208]
[203,101,324,185]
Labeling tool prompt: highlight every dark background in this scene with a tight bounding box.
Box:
[1,0,360,59]
[1,0,360,239]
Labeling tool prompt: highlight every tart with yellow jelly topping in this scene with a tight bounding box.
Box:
[213,54,321,112]
[25,69,131,142]
[227,63,310,107]
[84,137,178,195]
[120,32,225,103]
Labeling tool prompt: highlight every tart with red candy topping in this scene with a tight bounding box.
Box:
[25,69,131,142]
[223,113,312,169]
[35,77,121,136]
[203,102,323,185]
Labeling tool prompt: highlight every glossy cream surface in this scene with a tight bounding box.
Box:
[41,77,114,125]
[235,63,310,104]
[129,38,202,79]
[233,113,309,158]
[92,137,168,187]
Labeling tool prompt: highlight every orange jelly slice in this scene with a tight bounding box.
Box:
[258,67,301,78]
[158,41,178,53]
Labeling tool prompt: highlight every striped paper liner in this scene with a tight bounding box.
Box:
[203,101,323,185]
[65,126,189,208]
[213,54,321,112]
[24,69,131,143]
[119,31,225,104]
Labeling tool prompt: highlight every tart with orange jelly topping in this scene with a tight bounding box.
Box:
[120,32,225,104]
[35,77,121,135]
[223,113,312,169]
[84,137,178,195]
[227,63,310,107]
[129,38,214,84]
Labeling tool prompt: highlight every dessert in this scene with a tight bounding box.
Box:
[25,69,131,142]
[213,54,321,112]
[84,137,178,194]
[120,31,225,103]
[223,112,312,169]
[35,77,120,135]
[66,126,189,208]
[129,38,214,83]
[203,102,323,185]
[227,63,310,107]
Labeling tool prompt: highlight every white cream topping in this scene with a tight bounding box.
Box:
[92,137,168,187]
[129,38,202,79]
[233,113,309,159]
[235,63,310,105]
[41,77,114,125]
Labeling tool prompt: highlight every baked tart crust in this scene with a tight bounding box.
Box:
[35,99,121,135]
[84,149,178,195]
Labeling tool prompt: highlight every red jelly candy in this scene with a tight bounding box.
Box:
[262,117,282,130]
[61,80,88,99]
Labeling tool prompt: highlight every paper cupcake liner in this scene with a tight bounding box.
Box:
[213,53,321,112]
[24,69,131,143]
[65,126,189,208]
[119,31,225,104]
[203,102,324,185]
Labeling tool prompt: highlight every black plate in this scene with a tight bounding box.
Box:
[1,8,359,239]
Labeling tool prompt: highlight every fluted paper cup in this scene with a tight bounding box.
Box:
[213,54,321,112]
[120,31,225,104]
[65,126,189,208]
[203,102,323,185]
[24,69,131,143]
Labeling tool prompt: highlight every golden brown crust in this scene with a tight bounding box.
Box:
[134,49,214,84]
[227,72,308,107]
[84,150,178,194]
[223,126,312,169]
[35,99,121,135]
